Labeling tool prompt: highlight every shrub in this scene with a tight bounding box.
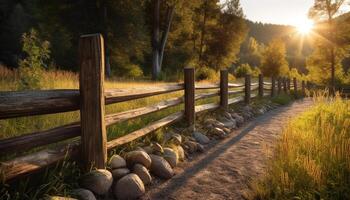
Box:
[17,29,50,90]
[195,66,218,81]
[234,63,252,78]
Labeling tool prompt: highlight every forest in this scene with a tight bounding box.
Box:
[1,0,350,87]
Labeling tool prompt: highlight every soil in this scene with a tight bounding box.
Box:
[142,99,314,200]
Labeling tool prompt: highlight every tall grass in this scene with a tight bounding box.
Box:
[248,93,350,200]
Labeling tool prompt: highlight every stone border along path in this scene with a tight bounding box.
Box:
[142,98,314,200]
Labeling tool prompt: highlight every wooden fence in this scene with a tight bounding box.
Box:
[0,34,304,182]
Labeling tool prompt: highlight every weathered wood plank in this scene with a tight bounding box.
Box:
[258,74,263,97]
[0,123,80,155]
[0,142,79,181]
[107,111,184,150]
[105,85,184,104]
[184,68,195,127]
[79,34,106,169]
[245,75,251,104]
[0,90,80,119]
[220,70,228,110]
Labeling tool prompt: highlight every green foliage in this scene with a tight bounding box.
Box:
[249,94,350,200]
[271,93,293,105]
[261,39,289,77]
[288,67,302,80]
[17,29,50,90]
[234,63,252,78]
[195,66,218,81]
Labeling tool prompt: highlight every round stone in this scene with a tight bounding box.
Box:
[109,154,126,169]
[111,168,130,180]
[149,154,174,179]
[79,169,113,195]
[114,173,145,200]
[133,164,152,185]
[163,147,179,168]
[125,150,151,168]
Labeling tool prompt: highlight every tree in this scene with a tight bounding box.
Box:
[234,63,252,78]
[260,39,289,77]
[308,0,348,92]
[18,29,50,90]
[151,0,175,80]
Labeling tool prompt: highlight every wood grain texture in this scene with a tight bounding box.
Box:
[258,74,263,97]
[79,34,106,169]
[107,111,183,150]
[0,90,79,119]
[184,68,195,127]
[220,70,228,110]
[271,76,276,97]
[293,78,298,98]
[0,122,80,155]
[244,75,251,104]
[0,142,79,181]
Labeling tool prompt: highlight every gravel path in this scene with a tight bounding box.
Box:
[142,99,314,200]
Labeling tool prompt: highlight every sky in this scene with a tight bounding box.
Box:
[239,0,314,26]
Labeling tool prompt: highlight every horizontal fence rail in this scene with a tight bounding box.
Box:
[0,34,305,182]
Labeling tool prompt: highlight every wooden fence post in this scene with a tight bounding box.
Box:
[293,77,298,98]
[258,74,263,97]
[302,80,306,96]
[283,77,287,93]
[79,34,107,169]
[220,69,228,110]
[244,74,251,104]
[271,76,276,97]
[287,78,291,93]
[184,67,195,129]
[277,77,282,94]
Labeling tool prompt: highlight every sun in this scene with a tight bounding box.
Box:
[295,19,314,35]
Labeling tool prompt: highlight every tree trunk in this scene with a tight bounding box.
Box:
[199,0,208,64]
[159,6,175,70]
[152,0,160,80]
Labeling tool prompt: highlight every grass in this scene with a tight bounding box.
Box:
[247,92,350,200]
[0,66,294,199]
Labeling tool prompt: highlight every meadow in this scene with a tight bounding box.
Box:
[248,92,350,200]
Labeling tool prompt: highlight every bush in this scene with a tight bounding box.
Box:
[234,63,252,78]
[195,66,218,81]
[17,29,50,90]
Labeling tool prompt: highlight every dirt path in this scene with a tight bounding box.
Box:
[142,99,314,200]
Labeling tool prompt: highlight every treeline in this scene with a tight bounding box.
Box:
[0,0,247,80]
[239,21,314,74]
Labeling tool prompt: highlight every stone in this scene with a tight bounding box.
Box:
[112,168,130,180]
[149,154,174,179]
[231,112,244,126]
[163,147,179,168]
[197,144,205,152]
[222,127,231,134]
[72,188,96,200]
[182,141,198,153]
[192,131,210,144]
[133,164,152,185]
[175,145,185,161]
[219,118,236,129]
[79,169,113,195]
[152,142,164,154]
[223,111,234,121]
[109,155,126,169]
[171,133,182,145]
[212,127,226,139]
[114,174,145,200]
[142,146,153,154]
[125,150,151,168]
